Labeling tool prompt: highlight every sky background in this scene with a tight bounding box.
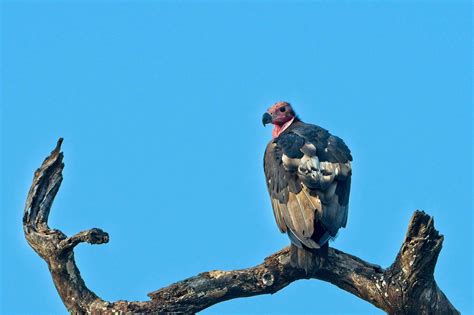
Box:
[1,1,472,314]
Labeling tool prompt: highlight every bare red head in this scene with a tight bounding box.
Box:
[262,101,297,138]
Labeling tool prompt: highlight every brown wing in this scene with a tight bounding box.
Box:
[264,140,321,249]
[264,121,352,248]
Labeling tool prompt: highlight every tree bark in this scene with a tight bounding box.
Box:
[23,139,459,314]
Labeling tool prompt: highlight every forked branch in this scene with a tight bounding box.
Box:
[23,139,459,314]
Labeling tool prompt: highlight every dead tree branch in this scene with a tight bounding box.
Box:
[23,139,459,314]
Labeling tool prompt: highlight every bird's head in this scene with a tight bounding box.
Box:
[262,101,297,138]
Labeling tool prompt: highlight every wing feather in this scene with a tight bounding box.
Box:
[264,120,352,249]
[271,199,287,233]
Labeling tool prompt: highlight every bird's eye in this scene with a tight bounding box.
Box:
[279,107,286,112]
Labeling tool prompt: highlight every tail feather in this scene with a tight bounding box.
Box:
[290,243,328,274]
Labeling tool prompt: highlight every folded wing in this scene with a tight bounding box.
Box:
[264,122,352,248]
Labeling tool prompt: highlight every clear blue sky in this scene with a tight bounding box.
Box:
[1,1,472,314]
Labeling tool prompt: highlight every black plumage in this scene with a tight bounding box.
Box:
[264,119,352,251]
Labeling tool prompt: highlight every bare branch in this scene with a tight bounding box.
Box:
[23,139,459,314]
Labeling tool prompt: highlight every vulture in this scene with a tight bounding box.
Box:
[262,101,352,271]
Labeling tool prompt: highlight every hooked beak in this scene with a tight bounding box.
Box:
[262,112,272,126]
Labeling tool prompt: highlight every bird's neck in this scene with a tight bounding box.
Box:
[272,117,295,138]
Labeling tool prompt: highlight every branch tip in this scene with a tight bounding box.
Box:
[59,228,110,252]
[56,137,64,151]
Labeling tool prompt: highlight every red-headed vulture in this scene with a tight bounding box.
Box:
[263,102,352,270]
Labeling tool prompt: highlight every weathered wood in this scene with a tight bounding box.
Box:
[23,139,459,314]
